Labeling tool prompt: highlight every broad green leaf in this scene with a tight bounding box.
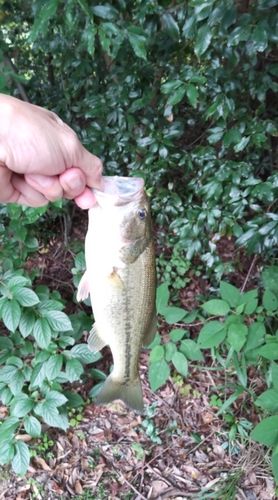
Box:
[256,389,278,412]
[70,344,101,364]
[6,356,22,368]
[156,282,170,314]
[172,352,188,377]
[24,416,41,437]
[127,31,147,60]
[65,359,84,382]
[0,337,13,350]
[45,311,72,332]
[220,281,240,308]
[223,129,242,147]
[167,86,186,106]
[271,363,278,390]
[63,391,84,408]
[29,362,46,390]
[45,391,68,407]
[0,440,14,465]
[164,342,177,362]
[28,0,58,43]
[9,370,25,396]
[251,416,278,446]
[33,318,52,349]
[179,339,204,361]
[3,300,21,332]
[13,288,39,307]
[0,365,18,383]
[259,343,278,360]
[161,13,179,40]
[198,321,227,348]
[262,266,278,295]
[92,5,118,20]
[149,359,170,391]
[272,445,278,484]
[0,417,20,441]
[19,310,35,338]
[45,354,63,381]
[12,440,30,476]
[263,290,278,312]
[194,25,212,56]
[163,306,186,324]
[169,329,186,342]
[202,299,230,316]
[245,322,265,351]
[7,276,29,290]
[252,24,268,52]
[216,387,245,416]
[38,300,64,313]
[149,345,164,363]
[0,387,12,405]
[35,402,68,430]
[10,394,35,417]
[234,136,250,152]
[161,80,183,94]
[227,323,248,352]
[186,83,198,107]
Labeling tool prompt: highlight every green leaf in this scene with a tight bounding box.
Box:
[65,358,84,382]
[127,31,147,60]
[156,282,170,314]
[92,5,118,20]
[149,345,164,363]
[194,25,212,56]
[28,0,58,43]
[24,416,41,437]
[179,339,204,361]
[216,387,245,416]
[19,310,36,338]
[10,394,35,418]
[164,306,186,324]
[259,343,278,361]
[0,365,17,383]
[186,84,198,107]
[3,300,21,332]
[29,362,46,390]
[172,352,188,377]
[45,311,72,332]
[169,329,186,342]
[251,416,278,446]
[262,266,278,295]
[263,290,278,312]
[35,402,68,431]
[0,417,20,441]
[7,276,29,291]
[234,136,250,152]
[161,12,179,40]
[10,370,25,396]
[228,323,248,352]
[33,318,52,349]
[164,341,177,362]
[167,86,186,106]
[63,391,84,408]
[271,363,278,390]
[12,440,30,476]
[0,337,13,350]
[13,288,39,307]
[220,281,240,308]
[198,321,227,348]
[256,389,278,412]
[272,445,278,484]
[223,129,242,147]
[202,299,230,316]
[70,344,101,364]
[45,391,68,407]
[45,354,63,381]
[252,24,268,52]
[161,80,183,94]
[149,359,170,391]
[245,322,265,352]
[0,440,14,465]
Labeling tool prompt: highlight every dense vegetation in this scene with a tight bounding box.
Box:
[1,0,278,487]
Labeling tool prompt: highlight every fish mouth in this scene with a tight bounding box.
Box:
[93,176,144,204]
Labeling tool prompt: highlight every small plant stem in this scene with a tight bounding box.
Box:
[241,255,257,293]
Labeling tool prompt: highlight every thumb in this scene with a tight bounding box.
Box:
[71,142,104,191]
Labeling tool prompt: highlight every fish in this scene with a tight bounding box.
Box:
[77,176,156,413]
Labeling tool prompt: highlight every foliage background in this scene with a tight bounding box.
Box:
[1,0,278,487]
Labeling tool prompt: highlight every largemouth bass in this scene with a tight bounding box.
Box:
[77,176,156,413]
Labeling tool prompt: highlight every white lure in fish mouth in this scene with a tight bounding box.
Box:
[92,176,145,206]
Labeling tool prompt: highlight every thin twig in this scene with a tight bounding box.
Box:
[241,255,258,293]
[119,473,148,500]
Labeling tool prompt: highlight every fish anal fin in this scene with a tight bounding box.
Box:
[77,271,90,302]
[96,375,144,414]
[143,310,157,347]
[88,324,107,353]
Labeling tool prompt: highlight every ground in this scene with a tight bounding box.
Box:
[0,206,276,500]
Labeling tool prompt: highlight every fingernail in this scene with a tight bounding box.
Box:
[29,174,53,187]
[66,174,83,191]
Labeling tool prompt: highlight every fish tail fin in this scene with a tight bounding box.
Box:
[96,375,144,414]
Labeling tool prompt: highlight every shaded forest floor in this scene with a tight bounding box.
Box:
[0,207,276,500]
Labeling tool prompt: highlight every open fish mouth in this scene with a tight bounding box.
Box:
[92,176,144,205]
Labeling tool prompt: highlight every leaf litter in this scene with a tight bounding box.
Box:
[0,210,276,499]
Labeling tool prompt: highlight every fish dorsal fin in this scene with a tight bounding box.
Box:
[88,324,107,353]
[77,271,90,302]
[143,310,157,347]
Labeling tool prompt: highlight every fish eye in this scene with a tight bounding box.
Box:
[138,208,147,220]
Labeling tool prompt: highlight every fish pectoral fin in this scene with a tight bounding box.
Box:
[76,271,90,302]
[96,375,144,414]
[108,268,125,291]
[88,324,107,353]
[143,310,157,347]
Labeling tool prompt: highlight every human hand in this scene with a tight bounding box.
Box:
[0,94,103,208]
